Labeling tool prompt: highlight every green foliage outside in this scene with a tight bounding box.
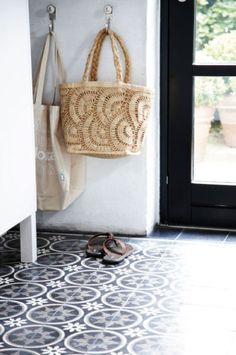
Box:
[195,77,226,107]
[205,31,236,62]
[204,31,236,96]
[196,0,236,105]
[196,0,236,51]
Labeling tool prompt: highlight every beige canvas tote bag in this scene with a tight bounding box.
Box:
[60,28,152,158]
[34,32,86,210]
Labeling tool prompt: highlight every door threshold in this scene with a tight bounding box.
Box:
[158,223,236,233]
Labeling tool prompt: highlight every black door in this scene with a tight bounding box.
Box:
[161,0,236,228]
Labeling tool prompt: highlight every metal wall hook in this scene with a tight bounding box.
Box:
[104,4,113,32]
[47,4,56,33]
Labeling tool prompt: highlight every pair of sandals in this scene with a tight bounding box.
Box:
[86,233,133,264]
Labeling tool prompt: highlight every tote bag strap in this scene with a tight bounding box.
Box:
[33,33,51,105]
[50,32,66,104]
[34,32,65,105]
[82,28,124,82]
[90,30,131,83]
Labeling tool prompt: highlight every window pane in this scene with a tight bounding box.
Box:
[195,0,236,64]
[193,76,236,184]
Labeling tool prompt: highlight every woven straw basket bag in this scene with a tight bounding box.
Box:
[60,28,152,158]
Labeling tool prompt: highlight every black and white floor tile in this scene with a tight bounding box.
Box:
[0,229,236,354]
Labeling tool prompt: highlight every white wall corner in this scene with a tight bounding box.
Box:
[30,0,156,235]
[145,0,160,234]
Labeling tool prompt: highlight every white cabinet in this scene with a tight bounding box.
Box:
[0,0,37,262]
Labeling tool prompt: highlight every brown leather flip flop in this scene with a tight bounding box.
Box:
[102,237,134,264]
[86,233,114,257]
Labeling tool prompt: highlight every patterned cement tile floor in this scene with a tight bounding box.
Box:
[0,228,236,354]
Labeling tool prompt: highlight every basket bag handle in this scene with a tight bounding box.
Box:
[82,28,130,83]
[34,32,65,105]
[90,29,131,83]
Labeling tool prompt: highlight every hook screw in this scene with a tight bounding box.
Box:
[47,4,56,33]
[104,5,113,15]
[104,4,113,32]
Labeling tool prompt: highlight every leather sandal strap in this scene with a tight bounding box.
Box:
[103,238,127,256]
[87,233,114,248]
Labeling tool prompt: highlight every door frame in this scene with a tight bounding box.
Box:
[160,0,169,225]
[160,0,236,228]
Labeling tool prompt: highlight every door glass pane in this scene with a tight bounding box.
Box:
[193,76,236,184]
[195,0,236,64]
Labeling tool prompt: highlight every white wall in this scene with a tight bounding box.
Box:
[0,0,36,235]
[29,0,159,235]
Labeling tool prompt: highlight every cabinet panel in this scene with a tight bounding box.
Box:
[0,0,36,235]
